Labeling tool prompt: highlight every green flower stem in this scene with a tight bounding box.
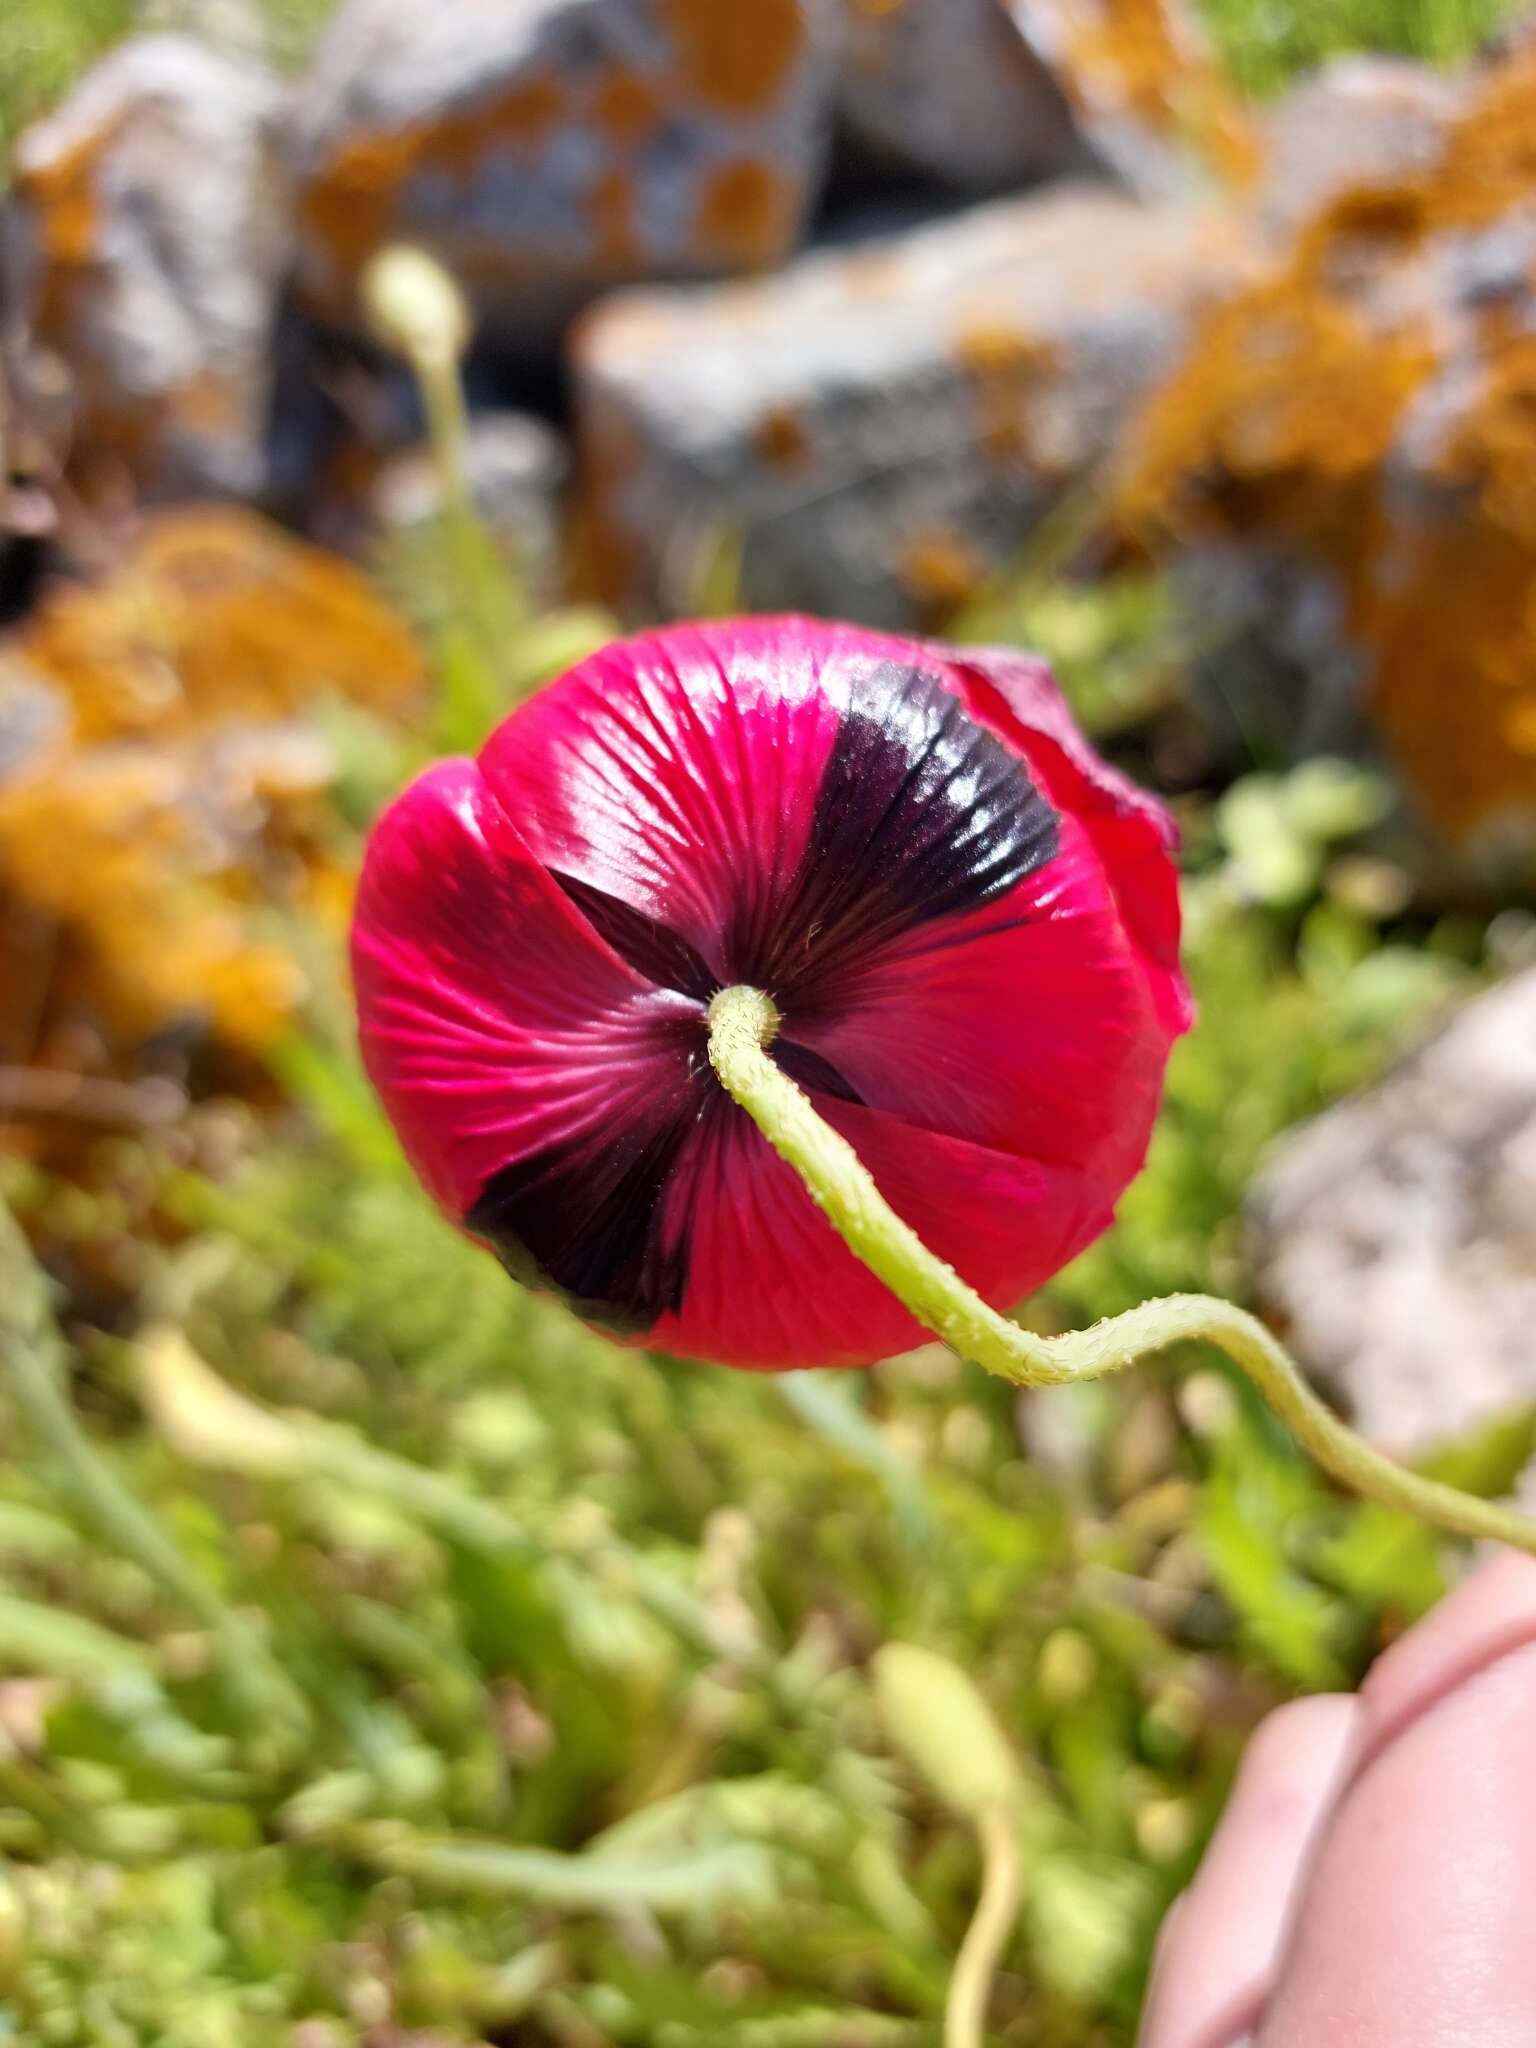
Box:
[0,1204,312,1753]
[416,343,474,531]
[707,985,1536,1557]
[947,1806,1021,2048]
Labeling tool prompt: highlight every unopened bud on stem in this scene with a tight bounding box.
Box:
[361,245,471,371]
[872,1642,1028,1823]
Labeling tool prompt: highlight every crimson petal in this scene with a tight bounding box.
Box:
[351,759,708,1329]
[649,1095,1113,1370]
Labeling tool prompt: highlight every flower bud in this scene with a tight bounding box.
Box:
[360,245,471,368]
[872,1642,1028,1822]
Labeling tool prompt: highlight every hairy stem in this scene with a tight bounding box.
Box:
[947,1806,1022,2048]
[707,985,1536,1557]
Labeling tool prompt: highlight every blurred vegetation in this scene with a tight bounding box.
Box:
[1199,0,1525,93]
[4,4,1536,2045]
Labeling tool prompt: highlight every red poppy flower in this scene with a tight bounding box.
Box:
[351,617,1191,1369]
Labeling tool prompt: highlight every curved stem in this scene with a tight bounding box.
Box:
[947,1805,1021,2048]
[707,986,1536,1557]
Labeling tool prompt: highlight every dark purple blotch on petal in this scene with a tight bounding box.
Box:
[467,1045,711,1334]
[467,660,1061,1337]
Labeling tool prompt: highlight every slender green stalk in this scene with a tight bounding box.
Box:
[414,342,506,747]
[0,1204,311,1752]
[947,1806,1021,2048]
[707,985,1536,1557]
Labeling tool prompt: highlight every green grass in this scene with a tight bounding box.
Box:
[0,0,331,162]
[0,0,133,159]
[1195,0,1524,94]
[0,725,1505,2043]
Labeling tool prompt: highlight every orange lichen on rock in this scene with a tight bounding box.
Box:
[753,405,814,474]
[695,159,791,268]
[1114,29,1536,850]
[1429,36,1536,230]
[0,508,424,1056]
[901,531,988,619]
[1033,0,1258,187]
[16,118,105,287]
[300,75,567,299]
[1116,279,1435,554]
[17,507,424,745]
[660,0,806,113]
[587,167,641,268]
[7,38,290,502]
[1367,338,1536,844]
[1115,38,1536,550]
[956,322,1058,464]
[0,751,302,1051]
[592,67,664,147]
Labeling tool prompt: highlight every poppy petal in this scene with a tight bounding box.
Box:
[780,804,1172,1191]
[351,759,708,1330]
[946,645,1194,1039]
[648,1094,1112,1370]
[477,618,853,981]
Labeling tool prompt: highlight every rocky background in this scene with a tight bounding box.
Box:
[10,2,1536,841]
[4,8,1536,2043]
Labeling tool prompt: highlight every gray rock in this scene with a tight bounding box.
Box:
[371,411,570,602]
[574,185,1247,625]
[999,0,1253,202]
[1107,35,1536,827]
[836,0,1248,200]
[291,0,838,334]
[1248,967,1536,1458]
[2,35,291,501]
[0,658,66,784]
[1258,56,1461,242]
[837,0,1092,192]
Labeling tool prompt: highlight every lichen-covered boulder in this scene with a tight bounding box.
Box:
[292,0,837,334]
[1002,0,1255,198]
[0,508,424,1059]
[1367,237,1536,862]
[2,36,290,501]
[1114,29,1536,857]
[1248,966,1536,1459]
[573,186,1245,626]
[837,0,1252,198]
[836,0,1090,192]
[1257,55,1461,241]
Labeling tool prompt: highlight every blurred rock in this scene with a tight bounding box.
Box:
[1001,0,1256,199]
[836,0,1252,199]
[0,662,66,784]
[292,0,837,335]
[1,36,291,502]
[0,355,70,626]
[1257,56,1461,241]
[0,508,424,1060]
[574,185,1246,625]
[371,412,570,602]
[837,0,1091,192]
[1248,966,1536,1458]
[1114,30,1536,857]
[1366,241,1536,868]
[135,0,274,63]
